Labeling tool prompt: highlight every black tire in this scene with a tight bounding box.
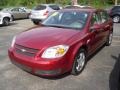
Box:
[11,15,14,21]
[112,15,120,23]
[118,72,120,90]
[71,49,87,75]
[106,31,113,46]
[3,18,10,26]
[33,21,39,25]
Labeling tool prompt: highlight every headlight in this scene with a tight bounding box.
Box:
[41,45,69,58]
[11,36,16,48]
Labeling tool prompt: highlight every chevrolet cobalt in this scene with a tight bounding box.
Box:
[8,8,113,76]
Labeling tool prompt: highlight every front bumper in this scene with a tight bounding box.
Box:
[8,48,69,76]
[0,18,3,24]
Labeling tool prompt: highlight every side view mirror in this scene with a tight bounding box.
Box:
[90,24,100,32]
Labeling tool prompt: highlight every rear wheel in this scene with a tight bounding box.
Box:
[3,18,10,26]
[106,32,113,46]
[113,15,120,23]
[32,21,39,25]
[71,49,87,75]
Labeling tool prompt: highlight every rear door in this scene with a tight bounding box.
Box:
[99,11,111,43]
[87,12,104,53]
[18,8,28,19]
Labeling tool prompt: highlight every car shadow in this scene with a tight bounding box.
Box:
[87,44,105,61]
[9,22,18,26]
[109,54,120,90]
[0,22,18,27]
[37,72,71,80]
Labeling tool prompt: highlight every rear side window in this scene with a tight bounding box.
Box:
[11,8,19,12]
[49,5,60,10]
[34,5,46,10]
[100,11,108,23]
[91,13,101,26]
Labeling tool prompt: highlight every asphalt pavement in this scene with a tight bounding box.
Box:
[0,19,120,90]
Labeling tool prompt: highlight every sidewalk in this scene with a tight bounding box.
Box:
[112,24,120,46]
[113,24,120,36]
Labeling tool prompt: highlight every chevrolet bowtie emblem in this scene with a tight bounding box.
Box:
[21,49,26,52]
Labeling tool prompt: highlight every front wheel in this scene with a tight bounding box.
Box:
[106,32,113,46]
[71,49,87,75]
[113,15,120,23]
[3,18,10,26]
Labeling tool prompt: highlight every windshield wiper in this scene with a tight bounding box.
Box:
[43,25,65,28]
[43,24,81,30]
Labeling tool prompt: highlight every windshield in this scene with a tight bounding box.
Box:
[42,11,89,30]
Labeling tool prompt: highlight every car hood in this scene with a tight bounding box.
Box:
[0,11,10,15]
[16,27,81,49]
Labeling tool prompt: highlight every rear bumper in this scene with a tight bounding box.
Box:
[31,19,42,22]
[29,15,47,21]
[8,48,69,76]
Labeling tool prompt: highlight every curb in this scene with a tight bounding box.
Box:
[112,36,120,46]
[113,36,120,41]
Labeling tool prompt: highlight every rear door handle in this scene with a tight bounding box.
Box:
[105,25,110,28]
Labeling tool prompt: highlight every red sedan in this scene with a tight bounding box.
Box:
[8,8,113,76]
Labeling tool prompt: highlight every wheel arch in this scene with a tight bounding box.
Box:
[3,17,10,21]
[68,43,88,71]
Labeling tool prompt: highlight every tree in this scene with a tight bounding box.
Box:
[71,0,78,5]
[46,0,55,3]
[115,0,118,5]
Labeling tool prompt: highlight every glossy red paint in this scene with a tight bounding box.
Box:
[8,8,113,76]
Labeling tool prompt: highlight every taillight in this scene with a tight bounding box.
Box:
[43,11,49,16]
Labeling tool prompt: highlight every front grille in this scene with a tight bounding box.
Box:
[15,44,39,57]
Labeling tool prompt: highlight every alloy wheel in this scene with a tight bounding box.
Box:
[76,52,85,72]
[113,15,120,23]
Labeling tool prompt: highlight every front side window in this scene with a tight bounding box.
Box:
[42,11,89,30]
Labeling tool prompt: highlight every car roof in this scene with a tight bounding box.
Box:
[40,4,59,6]
[114,5,120,6]
[61,8,104,13]
[64,5,92,9]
